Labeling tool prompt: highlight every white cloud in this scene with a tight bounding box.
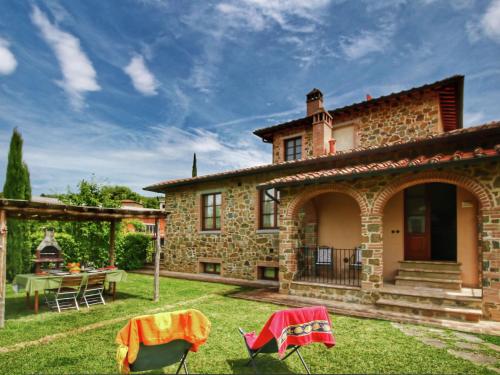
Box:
[481,0,500,42]
[30,5,100,109]
[182,0,332,93]
[466,0,500,43]
[339,21,396,60]
[0,95,270,194]
[215,0,331,33]
[0,38,17,75]
[124,55,159,96]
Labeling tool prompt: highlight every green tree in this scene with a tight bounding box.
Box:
[3,129,32,279]
[192,153,197,177]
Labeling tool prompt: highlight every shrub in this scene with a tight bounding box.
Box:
[116,233,151,270]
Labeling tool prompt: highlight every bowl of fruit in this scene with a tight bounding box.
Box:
[66,262,81,274]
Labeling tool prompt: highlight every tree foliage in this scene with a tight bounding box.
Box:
[3,129,32,280]
[192,153,197,177]
[28,180,156,269]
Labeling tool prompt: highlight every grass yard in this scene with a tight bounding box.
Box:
[0,273,498,374]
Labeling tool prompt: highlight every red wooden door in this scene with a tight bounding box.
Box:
[404,185,431,261]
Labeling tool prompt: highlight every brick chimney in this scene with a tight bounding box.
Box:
[306,88,324,116]
[307,88,333,156]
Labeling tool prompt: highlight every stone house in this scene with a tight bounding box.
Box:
[145,75,500,323]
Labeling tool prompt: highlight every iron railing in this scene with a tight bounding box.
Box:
[295,246,361,287]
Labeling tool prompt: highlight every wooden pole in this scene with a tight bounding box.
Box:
[109,220,116,266]
[0,210,7,328]
[153,218,161,302]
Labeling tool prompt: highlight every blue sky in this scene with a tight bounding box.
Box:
[0,0,499,196]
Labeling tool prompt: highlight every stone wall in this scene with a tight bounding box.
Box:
[163,175,280,280]
[332,90,442,148]
[271,90,443,163]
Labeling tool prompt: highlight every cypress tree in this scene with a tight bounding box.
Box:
[3,129,31,279]
[192,153,197,177]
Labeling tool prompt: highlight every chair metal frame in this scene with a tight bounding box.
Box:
[238,328,311,375]
[80,273,106,308]
[129,340,192,374]
[44,275,84,313]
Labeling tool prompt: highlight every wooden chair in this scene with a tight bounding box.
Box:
[44,275,84,313]
[80,273,106,308]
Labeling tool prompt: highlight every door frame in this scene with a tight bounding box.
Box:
[404,186,431,261]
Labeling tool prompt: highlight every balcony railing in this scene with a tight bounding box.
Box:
[295,246,361,287]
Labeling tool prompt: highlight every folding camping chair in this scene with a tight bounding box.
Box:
[44,274,84,313]
[129,340,192,374]
[239,327,311,374]
[80,273,106,308]
[116,309,211,374]
[238,306,335,375]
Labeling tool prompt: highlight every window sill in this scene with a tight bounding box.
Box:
[256,229,280,234]
[199,230,222,235]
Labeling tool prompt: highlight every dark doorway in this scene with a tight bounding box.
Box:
[404,183,457,261]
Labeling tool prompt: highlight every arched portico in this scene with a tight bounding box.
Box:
[278,183,367,292]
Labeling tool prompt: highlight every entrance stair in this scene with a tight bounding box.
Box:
[395,260,462,290]
[376,284,482,322]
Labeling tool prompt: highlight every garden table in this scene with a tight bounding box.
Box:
[12,270,127,314]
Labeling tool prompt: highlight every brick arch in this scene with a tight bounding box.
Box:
[285,183,369,220]
[371,170,493,215]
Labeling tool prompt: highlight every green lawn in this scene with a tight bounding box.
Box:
[0,273,497,374]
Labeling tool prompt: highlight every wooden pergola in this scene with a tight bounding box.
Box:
[0,198,169,328]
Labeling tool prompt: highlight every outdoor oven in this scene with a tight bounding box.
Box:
[34,229,64,273]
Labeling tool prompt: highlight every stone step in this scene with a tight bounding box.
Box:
[395,276,462,290]
[375,298,482,322]
[398,261,461,272]
[398,269,462,280]
[378,288,483,310]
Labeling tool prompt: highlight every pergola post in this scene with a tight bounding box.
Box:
[109,220,116,266]
[0,210,7,328]
[153,218,161,302]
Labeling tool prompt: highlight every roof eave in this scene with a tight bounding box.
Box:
[258,154,500,191]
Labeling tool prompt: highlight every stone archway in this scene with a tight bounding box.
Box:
[278,183,368,293]
[372,170,492,216]
[285,183,369,220]
[370,170,498,317]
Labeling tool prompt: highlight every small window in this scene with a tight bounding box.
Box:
[285,137,302,161]
[203,262,221,275]
[260,188,279,229]
[202,193,222,231]
[145,224,156,234]
[259,266,278,281]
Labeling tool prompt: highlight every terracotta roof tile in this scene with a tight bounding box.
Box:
[258,145,500,188]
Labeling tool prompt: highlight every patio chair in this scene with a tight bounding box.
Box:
[80,273,106,308]
[238,306,335,374]
[349,246,363,270]
[116,309,211,374]
[44,274,84,313]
